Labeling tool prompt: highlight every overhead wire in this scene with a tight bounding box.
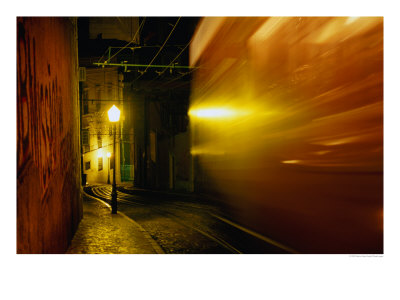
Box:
[94,17,196,86]
[159,67,197,87]
[98,17,146,64]
[132,17,181,83]
[91,17,199,93]
[146,38,193,85]
[97,49,108,64]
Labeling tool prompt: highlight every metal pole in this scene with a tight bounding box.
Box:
[107,156,110,184]
[111,123,117,214]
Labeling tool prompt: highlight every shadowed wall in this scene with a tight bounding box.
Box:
[17,17,82,253]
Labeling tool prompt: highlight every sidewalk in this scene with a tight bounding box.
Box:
[66,192,164,254]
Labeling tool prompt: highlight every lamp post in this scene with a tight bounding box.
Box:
[107,152,111,184]
[107,105,121,214]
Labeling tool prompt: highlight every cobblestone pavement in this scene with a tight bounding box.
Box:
[83,185,294,254]
[117,199,235,254]
[66,194,163,254]
[88,185,235,254]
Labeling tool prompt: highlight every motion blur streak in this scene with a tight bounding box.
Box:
[189,107,244,119]
[189,17,383,254]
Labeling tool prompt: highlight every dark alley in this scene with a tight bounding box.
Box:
[9,8,399,300]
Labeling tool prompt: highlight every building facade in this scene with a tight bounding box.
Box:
[78,17,198,190]
[80,67,125,184]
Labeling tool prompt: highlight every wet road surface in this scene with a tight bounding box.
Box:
[84,185,295,254]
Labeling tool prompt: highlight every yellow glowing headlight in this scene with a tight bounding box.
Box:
[189,107,249,119]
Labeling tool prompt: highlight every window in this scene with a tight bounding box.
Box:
[83,101,89,115]
[82,129,89,145]
[79,67,86,82]
[83,144,90,153]
[85,161,91,170]
[82,129,90,152]
[98,157,103,171]
[98,134,102,149]
[83,90,89,114]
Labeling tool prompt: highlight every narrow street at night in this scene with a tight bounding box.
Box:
[11,5,400,300]
[78,185,294,254]
[16,15,386,255]
[17,16,385,254]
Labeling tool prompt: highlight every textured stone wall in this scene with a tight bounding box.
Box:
[17,17,82,253]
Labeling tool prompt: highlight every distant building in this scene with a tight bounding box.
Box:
[78,17,198,190]
[88,17,139,43]
[78,17,137,185]
[80,67,125,184]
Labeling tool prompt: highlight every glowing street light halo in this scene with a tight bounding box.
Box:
[108,105,121,122]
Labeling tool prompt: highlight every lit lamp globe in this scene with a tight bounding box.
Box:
[108,105,121,122]
[107,152,111,158]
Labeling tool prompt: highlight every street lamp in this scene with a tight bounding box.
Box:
[108,105,121,214]
[107,152,111,184]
